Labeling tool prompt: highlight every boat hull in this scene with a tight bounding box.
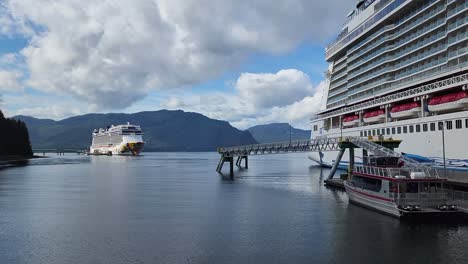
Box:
[90,142,144,156]
[345,181,402,217]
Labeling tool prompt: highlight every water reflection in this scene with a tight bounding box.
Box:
[0,153,466,263]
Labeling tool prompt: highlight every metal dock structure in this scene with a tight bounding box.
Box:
[216,136,428,179]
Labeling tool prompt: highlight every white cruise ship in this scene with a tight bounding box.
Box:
[90,123,144,156]
[310,0,468,171]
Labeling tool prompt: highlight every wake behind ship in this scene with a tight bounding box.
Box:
[90,123,144,156]
[310,0,468,171]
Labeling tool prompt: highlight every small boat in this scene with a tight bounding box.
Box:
[344,153,460,218]
[363,109,385,124]
[342,115,359,127]
[390,102,420,119]
[428,91,468,113]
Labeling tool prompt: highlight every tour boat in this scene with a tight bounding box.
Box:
[344,154,459,218]
[390,102,420,119]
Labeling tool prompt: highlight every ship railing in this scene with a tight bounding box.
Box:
[354,165,443,179]
[391,192,452,208]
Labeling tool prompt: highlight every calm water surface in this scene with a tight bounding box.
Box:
[0,153,467,263]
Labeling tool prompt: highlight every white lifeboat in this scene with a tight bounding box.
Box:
[428,91,468,113]
[390,102,420,119]
[342,115,359,127]
[363,110,385,124]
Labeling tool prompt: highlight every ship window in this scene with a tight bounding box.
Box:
[392,127,396,134]
[416,124,421,132]
[368,130,372,136]
[455,120,462,129]
[372,130,376,136]
[386,128,390,135]
[313,125,318,131]
[360,131,363,137]
[403,126,408,133]
[409,125,414,133]
[466,119,468,128]
[430,123,435,131]
[446,121,453,130]
[381,129,385,135]
[397,127,401,134]
[438,122,443,130]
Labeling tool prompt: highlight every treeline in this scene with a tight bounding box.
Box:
[0,110,33,157]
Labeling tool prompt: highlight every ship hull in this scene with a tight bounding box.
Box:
[90,142,144,156]
[309,111,468,171]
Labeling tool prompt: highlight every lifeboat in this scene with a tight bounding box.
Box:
[390,102,420,119]
[342,115,359,127]
[428,91,468,112]
[363,109,385,124]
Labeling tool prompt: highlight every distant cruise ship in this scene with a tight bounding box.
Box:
[310,0,468,170]
[90,123,144,156]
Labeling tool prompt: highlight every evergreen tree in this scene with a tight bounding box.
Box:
[0,110,33,157]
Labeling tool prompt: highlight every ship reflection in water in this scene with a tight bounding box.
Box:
[0,153,467,263]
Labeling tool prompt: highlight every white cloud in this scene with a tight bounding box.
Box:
[2,0,348,109]
[161,69,326,129]
[236,69,313,108]
[0,70,22,91]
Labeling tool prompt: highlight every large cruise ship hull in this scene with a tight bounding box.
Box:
[90,142,144,156]
[309,110,468,171]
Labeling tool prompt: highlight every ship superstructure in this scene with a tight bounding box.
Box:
[310,0,468,169]
[90,123,144,156]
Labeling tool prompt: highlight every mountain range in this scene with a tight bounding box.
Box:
[14,110,310,151]
[247,123,310,143]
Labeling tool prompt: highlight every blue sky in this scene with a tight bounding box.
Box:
[0,0,349,129]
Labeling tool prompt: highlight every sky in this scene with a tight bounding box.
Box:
[0,0,351,129]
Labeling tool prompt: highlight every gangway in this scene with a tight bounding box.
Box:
[216,136,439,180]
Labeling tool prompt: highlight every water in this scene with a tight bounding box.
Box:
[0,153,467,264]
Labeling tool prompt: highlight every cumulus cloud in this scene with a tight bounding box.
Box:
[0,70,22,91]
[236,69,313,108]
[2,0,348,109]
[161,69,326,129]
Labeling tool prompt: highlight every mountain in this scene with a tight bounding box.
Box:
[14,110,257,151]
[247,123,311,143]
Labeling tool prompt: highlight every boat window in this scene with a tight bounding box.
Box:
[372,130,376,136]
[386,128,390,135]
[397,127,401,134]
[416,124,421,132]
[466,119,468,128]
[455,120,462,129]
[368,130,372,136]
[430,123,436,131]
[360,131,363,137]
[409,125,414,133]
[392,127,396,134]
[313,125,318,131]
[403,126,407,133]
[381,129,385,135]
[446,121,453,130]
[438,122,444,130]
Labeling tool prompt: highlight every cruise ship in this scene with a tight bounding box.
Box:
[310,0,468,171]
[89,123,144,156]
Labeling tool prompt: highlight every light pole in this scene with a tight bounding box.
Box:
[439,121,447,178]
[340,116,343,139]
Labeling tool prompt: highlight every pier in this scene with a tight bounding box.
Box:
[216,136,414,179]
[33,148,87,155]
